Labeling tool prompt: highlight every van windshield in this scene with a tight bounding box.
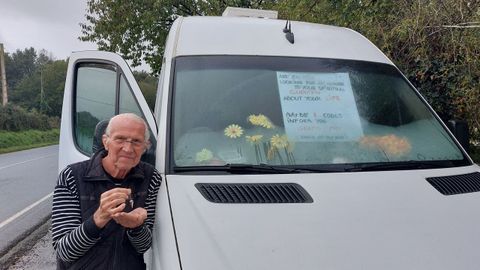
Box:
[171,56,468,172]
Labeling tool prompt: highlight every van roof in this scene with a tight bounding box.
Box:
[174,16,393,65]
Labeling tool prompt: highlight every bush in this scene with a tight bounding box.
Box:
[470,145,480,164]
[0,129,59,150]
[0,104,59,131]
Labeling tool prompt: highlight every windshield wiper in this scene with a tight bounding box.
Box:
[174,163,299,174]
[230,163,302,173]
[174,163,347,174]
[346,160,455,172]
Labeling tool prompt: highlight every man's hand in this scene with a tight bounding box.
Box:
[93,188,131,229]
[112,207,147,229]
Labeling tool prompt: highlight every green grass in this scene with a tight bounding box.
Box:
[0,129,59,154]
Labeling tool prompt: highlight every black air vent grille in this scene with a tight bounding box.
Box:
[195,183,313,203]
[426,172,480,195]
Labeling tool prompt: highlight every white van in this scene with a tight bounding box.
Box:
[59,7,480,270]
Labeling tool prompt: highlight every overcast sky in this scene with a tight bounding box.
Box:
[0,0,97,59]
[0,0,151,71]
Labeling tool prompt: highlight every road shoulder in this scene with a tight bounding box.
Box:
[0,218,51,270]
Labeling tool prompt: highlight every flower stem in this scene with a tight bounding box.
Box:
[276,148,284,165]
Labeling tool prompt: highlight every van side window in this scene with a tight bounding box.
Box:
[75,64,116,155]
[119,73,157,165]
[119,74,143,115]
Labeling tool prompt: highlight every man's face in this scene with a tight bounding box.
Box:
[103,117,147,171]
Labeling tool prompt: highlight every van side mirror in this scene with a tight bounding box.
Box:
[447,120,469,153]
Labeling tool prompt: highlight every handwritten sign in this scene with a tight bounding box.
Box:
[276,72,363,142]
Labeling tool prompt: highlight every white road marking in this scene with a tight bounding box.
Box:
[0,154,56,171]
[0,192,53,229]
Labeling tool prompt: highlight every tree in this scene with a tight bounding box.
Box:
[10,59,67,117]
[5,47,38,90]
[80,0,278,74]
[40,60,68,116]
[133,71,158,111]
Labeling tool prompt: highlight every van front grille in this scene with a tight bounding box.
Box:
[195,183,313,203]
[426,172,480,195]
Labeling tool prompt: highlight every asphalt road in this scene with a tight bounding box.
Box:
[0,145,58,268]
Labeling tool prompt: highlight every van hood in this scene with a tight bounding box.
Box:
[167,166,480,270]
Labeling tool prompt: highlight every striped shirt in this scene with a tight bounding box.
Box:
[51,165,162,263]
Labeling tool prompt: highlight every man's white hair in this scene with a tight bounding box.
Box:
[105,113,150,142]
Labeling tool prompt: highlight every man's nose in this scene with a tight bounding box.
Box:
[122,142,134,152]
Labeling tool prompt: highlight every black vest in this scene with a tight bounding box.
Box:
[57,151,154,270]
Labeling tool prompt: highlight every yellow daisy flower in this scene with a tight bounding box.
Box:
[261,120,274,129]
[224,124,244,138]
[246,135,263,144]
[195,148,213,163]
[248,114,262,125]
[270,134,289,149]
[248,114,274,129]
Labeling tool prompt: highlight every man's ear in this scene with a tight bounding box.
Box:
[141,140,151,154]
[102,134,109,151]
[145,140,152,151]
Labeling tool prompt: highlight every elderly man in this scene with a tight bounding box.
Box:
[52,113,162,269]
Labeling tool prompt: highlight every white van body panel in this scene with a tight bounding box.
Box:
[154,18,182,174]
[174,17,393,65]
[58,55,88,171]
[168,166,480,270]
[146,178,181,270]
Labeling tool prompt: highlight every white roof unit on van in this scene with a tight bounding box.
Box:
[173,16,393,65]
[222,7,278,19]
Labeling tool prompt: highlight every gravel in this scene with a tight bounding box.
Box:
[4,221,55,270]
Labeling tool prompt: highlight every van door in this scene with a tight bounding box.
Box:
[58,51,157,171]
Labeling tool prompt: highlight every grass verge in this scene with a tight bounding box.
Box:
[0,129,59,154]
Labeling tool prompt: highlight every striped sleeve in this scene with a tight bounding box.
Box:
[51,166,100,262]
[126,169,162,253]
